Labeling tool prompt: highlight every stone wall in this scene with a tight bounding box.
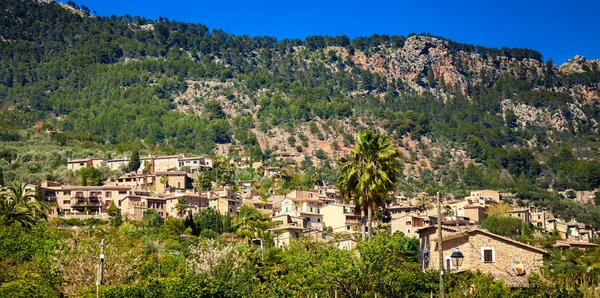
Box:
[426,231,546,278]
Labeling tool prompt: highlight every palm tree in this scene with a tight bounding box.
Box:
[0,181,49,228]
[175,197,189,218]
[0,198,36,229]
[4,181,50,219]
[337,130,400,241]
[310,173,321,187]
[415,194,434,213]
[194,169,212,192]
[234,205,276,240]
[160,175,169,191]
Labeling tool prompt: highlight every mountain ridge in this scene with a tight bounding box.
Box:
[2,0,600,220]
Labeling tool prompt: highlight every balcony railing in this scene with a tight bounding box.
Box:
[133,202,147,208]
[44,196,57,202]
[71,200,102,207]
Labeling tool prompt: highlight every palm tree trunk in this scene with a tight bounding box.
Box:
[368,208,373,239]
[361,211,366,242]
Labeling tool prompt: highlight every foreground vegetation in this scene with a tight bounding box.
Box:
[0,217,590,298]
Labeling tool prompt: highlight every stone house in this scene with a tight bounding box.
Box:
[41,182,130,215]
[279,196,323,214]
[138,155,183,173]
[554,220,581,240]
[314,186,344,205]
[207,188,240,216]
[507,208,531,224]
[418,226,548,287]
[118,194,167,220]
[264,167,280,177]
[67,158,105,171]
[388,202,422,216]
[552,240,597,250]
[159,193,206,217]
[116,173,156,189]
[270,214,305,248]
[529,208,558,234]
[178,156,212,173]
[107,158,129,170]
[390,213,430,238]
[243,196,274,215]
[462,205,488,224]
[155,171,191,193]
[466,190,500,203]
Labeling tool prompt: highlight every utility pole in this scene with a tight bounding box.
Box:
[96,239,104,298]
[437,192,444,298]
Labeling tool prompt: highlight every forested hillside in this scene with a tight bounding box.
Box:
[2,0,600,225]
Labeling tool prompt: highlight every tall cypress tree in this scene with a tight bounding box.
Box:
[128,151,140,173]
[0,167,3,186]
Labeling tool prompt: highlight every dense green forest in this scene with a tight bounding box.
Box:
[2,0,600,226]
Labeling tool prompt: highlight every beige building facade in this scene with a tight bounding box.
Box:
[320,204,361,232]
[41,182,130,215]
[390,213,430,238]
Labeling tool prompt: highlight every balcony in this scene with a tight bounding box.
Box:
[133,202,147,208]
[345,218,361,224]
[44,196,57,203]
[71,199,102,207]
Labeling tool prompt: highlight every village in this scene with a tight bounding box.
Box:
[34,154,599,288]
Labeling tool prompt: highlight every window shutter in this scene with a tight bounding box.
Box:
[484,249,493,262]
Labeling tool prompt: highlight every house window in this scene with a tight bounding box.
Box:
[306,217,311,222]
[310,207,313,212]
[63,200,70,205]
[445,256,452,270]
[106,191,112,198]
[407,229,411,233]
[482,247,495,263]
[347,225,350,230]
[538,215,541,219]
[406,221,412,225]
[322,233,326,239]
[119,191,127,194]
[63,191,71,195]
[317,218,321,223]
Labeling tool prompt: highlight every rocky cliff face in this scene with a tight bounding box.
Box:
[308,36,600,132]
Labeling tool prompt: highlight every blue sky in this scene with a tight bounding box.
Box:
[64,0,599,64]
